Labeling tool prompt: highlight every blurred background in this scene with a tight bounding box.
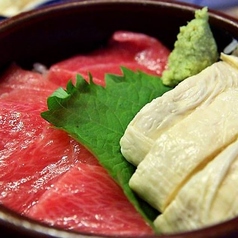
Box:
[177,0,238,17]
[0,0,238,18]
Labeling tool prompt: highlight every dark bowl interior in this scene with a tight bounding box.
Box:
[0,0,238,237]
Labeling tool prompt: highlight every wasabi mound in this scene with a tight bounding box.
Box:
[162,7,218,87]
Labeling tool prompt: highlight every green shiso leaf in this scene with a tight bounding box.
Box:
[41,67,171,229]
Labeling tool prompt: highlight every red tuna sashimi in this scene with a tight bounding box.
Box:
[0,100,97,214]
[27,163,153,236]
[0,30,169,235]
[0,65,98,213]
[0,64,57,104]
[47,31,170,86]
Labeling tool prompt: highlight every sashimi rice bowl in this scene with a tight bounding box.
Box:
[1,0,238,237]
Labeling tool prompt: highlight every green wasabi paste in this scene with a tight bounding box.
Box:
[162,7,218,87]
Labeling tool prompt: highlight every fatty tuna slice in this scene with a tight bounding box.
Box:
[27,163,153,236]
[0,61,154,235]
[0,29,169,234]
[47,31,170,86]
[0,101,97,214]
[0,64,57,104]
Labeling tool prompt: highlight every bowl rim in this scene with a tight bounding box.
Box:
[0,0,238,30]
[0,1,238,237]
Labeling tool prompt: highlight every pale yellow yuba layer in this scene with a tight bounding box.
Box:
[130,81,238,212]
[120,56,238,167]
[155,138,238,233]
[121,53,238,233]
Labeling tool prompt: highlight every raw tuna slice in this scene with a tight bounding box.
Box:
[0,64,57,104]
[0,65,98,214]
[27,163,153,236]
[47,31,170,87]
[0,100,97,214]
[0,64,153,235]
[0,30,168,235]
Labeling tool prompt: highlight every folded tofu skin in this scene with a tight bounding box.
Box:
[120,7,219,167]
[120,59,238,166]
[120,53,238,233]
[154,138,238,233]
